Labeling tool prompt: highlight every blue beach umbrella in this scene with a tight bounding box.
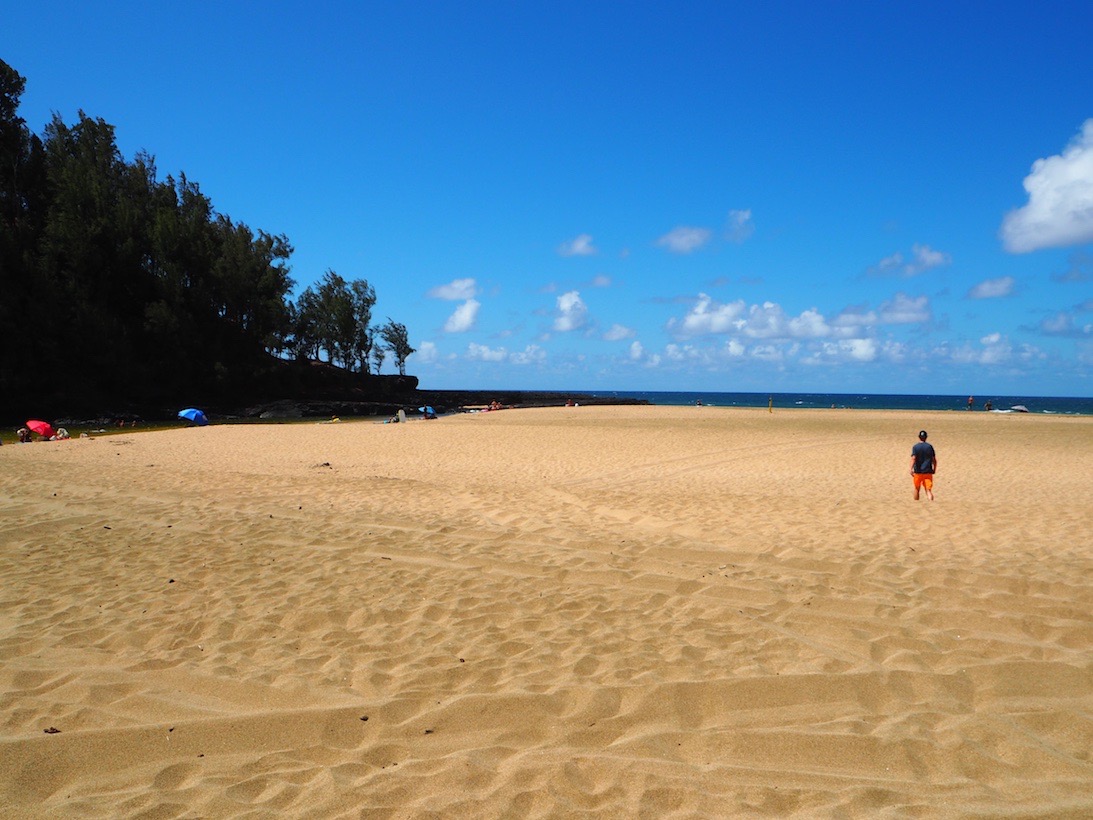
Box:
[178,408,209,426]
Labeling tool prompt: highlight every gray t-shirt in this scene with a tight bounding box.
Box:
[912,441,936,473]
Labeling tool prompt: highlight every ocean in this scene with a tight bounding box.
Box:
[586,391,1093,416]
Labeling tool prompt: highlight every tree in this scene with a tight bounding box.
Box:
[370,343,386,375]
[350,279,377,373]
[378,319,414,376]
[0,60,419,418]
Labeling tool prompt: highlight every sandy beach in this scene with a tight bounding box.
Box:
[1,406,1091,817]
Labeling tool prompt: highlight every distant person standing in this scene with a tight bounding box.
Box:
[910,430,937,501]
[967,395,974,411]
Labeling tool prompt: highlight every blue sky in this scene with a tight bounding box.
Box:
[6,2,1092,395]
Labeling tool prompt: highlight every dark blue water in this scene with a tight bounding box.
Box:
[588,391,1093,416]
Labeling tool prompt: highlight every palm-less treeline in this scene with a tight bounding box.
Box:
[0,60,413,419]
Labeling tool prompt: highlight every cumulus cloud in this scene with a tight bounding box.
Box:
[869,244,951,277]
[1001,119,1093,253]
[510,345,546,365]
[557,233,597,257]
[739,302,787,339]
[466,342,506,362]
[428,278,478,300]
[1040,311,1093,337]
[787,308,836,339]
[554,290,589,332]
[603,323,636,341]
[415,341,438,363]
[833,305,878,328]
[968,276,1015,299]
[725,209,754,243]
[946,334,1017,366]
[674,293,746,336]
[674,296,861,341]
[878,293,931,324]
[750,345,783,362]
[656,226,712,254]
[724,339,746,358]
[443,299,480,333]
[666,343,707,362]
[804,339,878,365]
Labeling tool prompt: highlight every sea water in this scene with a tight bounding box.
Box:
[587,391,1093,416]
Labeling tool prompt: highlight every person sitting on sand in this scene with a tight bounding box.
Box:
[910,430,937,501]
[17,427,32,443]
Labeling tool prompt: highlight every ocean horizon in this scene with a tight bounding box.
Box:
[584,391,1093,416]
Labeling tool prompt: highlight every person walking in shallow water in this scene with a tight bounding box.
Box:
[910,430,937,501]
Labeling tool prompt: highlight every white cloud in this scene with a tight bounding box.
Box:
[750,345,783,362]
[878,293,931,324]
[739,302,787,339]
[467,342,506,362]
[590,274,612,288]
[804,339,878,365]
[428,277,478,300]
[834,305,878,328]
[1001,119,1093,253]
[666,343,700,361]
[676,293,746,336]
[675,297,857,341]
[443,299,480,333]
[881,341,908,363]
[968,276,1015,299]
[603,323,635,341]
[656,226,712,254]
[948,335,1013,366]
[787,308,834,339]
[845,339,878,361]
[629,340,644,360]
[557,233,597,257]
[510,345,546,365]
[725,209,754,243]
[554,290,589,332]
[872,251,906,276]
[415,341,438,363]
[912,244,949,270]
[869,244,951,277]
[1040,311,1093,337]
[724,339,745,358]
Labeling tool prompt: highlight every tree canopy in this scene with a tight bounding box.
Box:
[0,60,413,420]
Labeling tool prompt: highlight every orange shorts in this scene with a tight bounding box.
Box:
[913,473,934,490]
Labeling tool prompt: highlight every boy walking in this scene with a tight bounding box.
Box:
[910,430,937,501]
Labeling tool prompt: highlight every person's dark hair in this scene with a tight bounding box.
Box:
[918,430,928,440]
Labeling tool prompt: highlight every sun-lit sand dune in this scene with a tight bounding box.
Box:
[2,406,1091,817]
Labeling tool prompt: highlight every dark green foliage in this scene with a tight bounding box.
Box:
[378,319,414,376]
[291,270,379,372]
[0,60,412,420]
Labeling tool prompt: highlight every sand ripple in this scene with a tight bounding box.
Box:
[1,407,1091,816]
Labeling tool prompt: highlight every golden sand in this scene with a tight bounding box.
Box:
[1,406,1091,817]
